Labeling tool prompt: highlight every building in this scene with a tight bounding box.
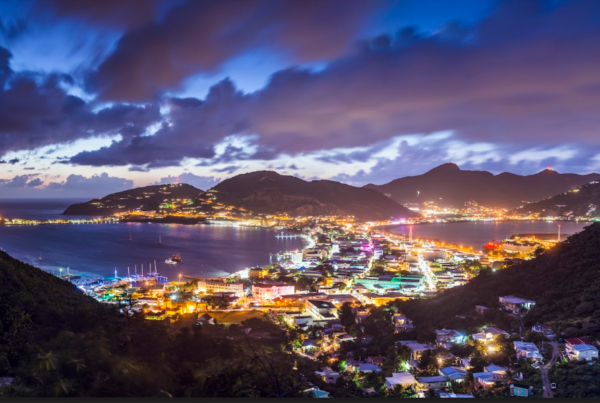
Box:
[303,248,327,261]
[305,299,338,321]
[417,376,450,390]
[473,372,507,389]
[473,327,510,342]
[439,366,468,382]
[513,341,543,361]
[435,329,465,345]
[402,341,435,361]
[315,367,340,384]
[248,267,269,279]
[499,296,536,314]
[196,313,215,325]
[252,283,295,300]
[565,338,599,361]
[197,279,245,297]
[385,373,417,390]
[394,314,414,333]
[510,384,531,397]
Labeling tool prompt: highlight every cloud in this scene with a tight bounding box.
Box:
[0,174,43,188]
[66,0,600,171]
[0,46,162,159]
[83,0,372,102]
[46,172,133,194]
[155,172,221,191]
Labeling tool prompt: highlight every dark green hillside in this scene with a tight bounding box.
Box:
[0,252,304,397]
[63,183,204,215]
[212,170,418,221]
[515,181,600,218]
[397,223,600,338]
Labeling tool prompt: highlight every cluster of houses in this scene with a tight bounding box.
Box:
[285,292,599,398]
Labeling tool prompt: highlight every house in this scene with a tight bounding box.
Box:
[355,309,370,324]
[417,376,450,390]
[498,296,536,314]
[439,393,474,398]
[196,313,215,325]
[393,314,414,332]
[439,366,468,382]
[513,341,543,362]
[358,363,382,373]
[335,333,355,343]
[331,323,344,333]
[435,329,465,345]
[484,365,508,375]
[532,324,555,340]
[302,339,319,352]
[473,327,510,342]
[565,338,599,361]
[401,341,435,361]
[315,367,340,384]
[473,372,506,389]
[364,356,384,366]
[345,359,363,373]
[475,305,489,315]
[385,373,417,390]
[305,299,338,321]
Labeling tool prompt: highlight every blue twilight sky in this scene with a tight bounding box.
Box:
[1,0,600,198]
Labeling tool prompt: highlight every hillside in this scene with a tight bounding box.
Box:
[514,181,600,219]
[211,171,419,221]
[365,163,600,209]
[62,183,204,215]
[0,252,302,397]
[397,222,600,339]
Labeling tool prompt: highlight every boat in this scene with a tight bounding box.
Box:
[165,258,178,265]
[171,253,182,262]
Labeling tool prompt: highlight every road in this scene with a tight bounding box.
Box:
[541,342,559,398]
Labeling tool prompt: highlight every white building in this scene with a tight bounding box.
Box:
[252,283,295,300]
[385,373,417,390]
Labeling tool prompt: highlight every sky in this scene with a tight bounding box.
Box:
[1,0,600,198]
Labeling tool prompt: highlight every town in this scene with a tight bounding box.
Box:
[62,216,596,398]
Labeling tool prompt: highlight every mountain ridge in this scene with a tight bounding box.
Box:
[365,164,600,208]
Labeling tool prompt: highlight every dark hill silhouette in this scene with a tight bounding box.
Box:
[397,222,600,340]
[365,163,600,208]
[211,170,418,221]
[63,183,204,215]
[515,180,600,218]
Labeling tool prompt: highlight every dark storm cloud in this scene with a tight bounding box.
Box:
[44,0,164,29]
[0,174,43,188]
[68,0,600,170]
[46,173,133,193]
[0,46,162,158]
[85,0,372,101]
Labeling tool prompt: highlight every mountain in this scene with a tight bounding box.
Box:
[210,170,418,221]
[514,181,600,218]
[63,183,204,215]
[365,163,600,209]
[397,222,600,340]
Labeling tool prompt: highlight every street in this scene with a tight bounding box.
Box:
[541,342,559,398]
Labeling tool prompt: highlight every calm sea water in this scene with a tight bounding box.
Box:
[0,199,307,279]
[390,220,590,250]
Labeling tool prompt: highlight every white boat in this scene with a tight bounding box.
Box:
[165,258,178,265]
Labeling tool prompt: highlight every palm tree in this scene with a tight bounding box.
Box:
[52,378,71,396]
[68,358,86,373]
[36,351,57,372]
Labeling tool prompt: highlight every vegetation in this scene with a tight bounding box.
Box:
[0,251,307,397]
